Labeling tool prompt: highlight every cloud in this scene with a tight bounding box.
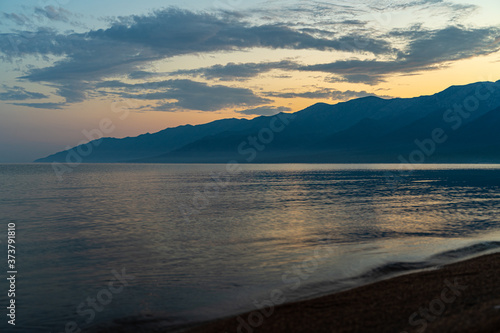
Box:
[1,5,498,109]
[2,6,74,31]
[55,82,89,103]
[87,9,391,55]
[97,79,270,111]
[34,6,71,22]
[171,23,498,86]
[340,20,367,25]
[326,74,386,85]
[0,7,393,105]
[172,60,299,81]
[0,86,48,101]
[351,0,477,13]
[300,26,500,84]
[10,102,64,109]
[235,106,292,116]
[265,88,387,101]
[2,13,30,26]
[128,71,164,80]
[401,26,500,63]
[0,28,80,59]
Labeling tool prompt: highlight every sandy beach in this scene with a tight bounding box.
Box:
[180,252,500,333]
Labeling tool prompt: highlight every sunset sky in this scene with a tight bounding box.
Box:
[1,0,500,162]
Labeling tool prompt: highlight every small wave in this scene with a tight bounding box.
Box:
[350,261,429,282]
[352,240,500,283]
[294,240,500,304]
[88,313,192,333]
[430,241,500,261]
[339,241,500,285]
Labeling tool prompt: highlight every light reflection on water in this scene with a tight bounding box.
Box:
[0,164,500,331]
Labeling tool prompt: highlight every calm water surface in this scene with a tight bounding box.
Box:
[1,164,500,332]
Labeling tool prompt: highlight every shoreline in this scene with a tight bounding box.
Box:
[180,252,500,333]
[90,252,500,333]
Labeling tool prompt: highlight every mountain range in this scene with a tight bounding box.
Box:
[35,80,500,164]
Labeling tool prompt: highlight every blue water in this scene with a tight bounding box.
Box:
[1,164,500,332]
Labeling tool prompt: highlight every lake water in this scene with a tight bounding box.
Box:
[1,164,500,332]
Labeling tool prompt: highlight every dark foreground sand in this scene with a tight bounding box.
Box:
[183,253,500,333]
[92,252,500,333]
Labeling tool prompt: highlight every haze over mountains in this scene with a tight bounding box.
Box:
[36,80,500,164]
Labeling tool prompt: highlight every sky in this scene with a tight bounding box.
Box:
[1,0,500,162]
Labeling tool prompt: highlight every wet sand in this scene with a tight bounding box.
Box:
[182,252,500,333]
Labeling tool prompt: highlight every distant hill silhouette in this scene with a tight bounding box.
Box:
[35,80,500,164]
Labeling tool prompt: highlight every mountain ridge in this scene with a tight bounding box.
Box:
[35,80,500,164]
